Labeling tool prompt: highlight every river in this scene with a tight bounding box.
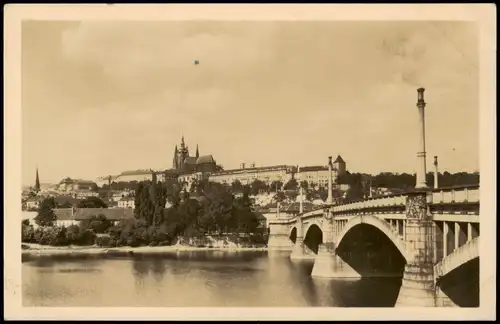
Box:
[22,250,402,307]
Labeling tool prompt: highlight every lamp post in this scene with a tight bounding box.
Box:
[415,88,428,189]
[327,156,333,204]
[433,156,439,189]
[298,166,303,214]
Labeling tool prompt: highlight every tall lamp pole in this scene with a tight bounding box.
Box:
[415,88,428,189]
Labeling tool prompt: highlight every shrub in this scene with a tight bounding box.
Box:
[95,234,112,247]
[49,226,69,246]
[76,229,97,246]
[22,224,35,243]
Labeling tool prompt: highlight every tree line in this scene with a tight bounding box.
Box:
[22,178,266,248]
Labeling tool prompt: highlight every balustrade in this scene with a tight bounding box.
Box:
[291,186,479,222]
[429,187,480,204]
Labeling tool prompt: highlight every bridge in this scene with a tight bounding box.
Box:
[267,89,480,307]
[268,185,480,307]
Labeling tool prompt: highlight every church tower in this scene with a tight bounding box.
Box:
[196,144,199,158]
[34,167,41,192]
[173,145,178,169]
[178,136,189,170]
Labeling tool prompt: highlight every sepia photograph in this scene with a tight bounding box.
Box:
[4,3,496,321]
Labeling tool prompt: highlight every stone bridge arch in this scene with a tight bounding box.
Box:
[329,214,410,278]
[289,226,297,243]
[336,215,410,262]
[303,221,324,254]
[434,237,480,307]
[434,237,479,279]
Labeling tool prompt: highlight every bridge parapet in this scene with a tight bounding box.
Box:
[428,185,480,205]
[331,194,407,214]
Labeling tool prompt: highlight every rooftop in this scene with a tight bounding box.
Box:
[212,165,294,176]
[184,157,198,165]
[299,166,329,172]
[118,169,153,176]
[196,155,216,165]
[334,155,345,163]
[59,178,96,185]
[74,208,135,221]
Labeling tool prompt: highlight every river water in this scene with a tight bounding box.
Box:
[22,250,402,307]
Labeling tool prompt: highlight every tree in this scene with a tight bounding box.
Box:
[269,181,283,192]
[35,197,57,227]
[231,180,244,193]
[78,197,108,208]
[22,222,35,242]
[274,191,286,203]
[283,179,298,191]
[285,190,298,201]
[345,173,365,202]
[233,191,258,234]
[300,181,309,190]
[250,179,268,195]
[80,214,113,234]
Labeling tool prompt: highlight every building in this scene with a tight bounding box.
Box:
[113,170,154,183]
[209,165,295,186]
[34,167,41,192]
[102,169,166,185]
[110,190,133,202]
[54,195,80,207]
[95,175,117,188]
[297,155,348,189]
[75,191,100,199]
[25,198,42,211]
[74,208,135,225]
[332,155,347,175]
[118,197,135,209]
[54,208,79,227]
[171,136,219,176]
[58,178,97,193]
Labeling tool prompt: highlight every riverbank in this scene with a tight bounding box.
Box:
[21,243,268,257]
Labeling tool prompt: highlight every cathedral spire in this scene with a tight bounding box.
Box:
[173,145,178,169]
[181,136,185,149]
[34,167,40,192]
[196,144,199,158]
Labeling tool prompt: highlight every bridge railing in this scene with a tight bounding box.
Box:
[331,194,407,213]
[428,185,480,204]
[269,184,479,224]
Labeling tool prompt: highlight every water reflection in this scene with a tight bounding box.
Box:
[23,251,402,307]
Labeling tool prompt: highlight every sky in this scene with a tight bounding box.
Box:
[21,20,479,186]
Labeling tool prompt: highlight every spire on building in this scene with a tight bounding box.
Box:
[181,136,185,149]
[334,155,345,164]
[196,144,199,158]
[34,167,40,192]
[173,145,178,169]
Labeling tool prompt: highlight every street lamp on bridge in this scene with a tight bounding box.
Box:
[415,87,428,189]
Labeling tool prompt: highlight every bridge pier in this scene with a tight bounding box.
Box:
[267,233,293,250]
[395,191,456,307]
[311,243,361,278]
[267,221,293,250]
[290,237,308,259]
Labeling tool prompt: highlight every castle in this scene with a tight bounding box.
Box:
[171,136,218,175]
